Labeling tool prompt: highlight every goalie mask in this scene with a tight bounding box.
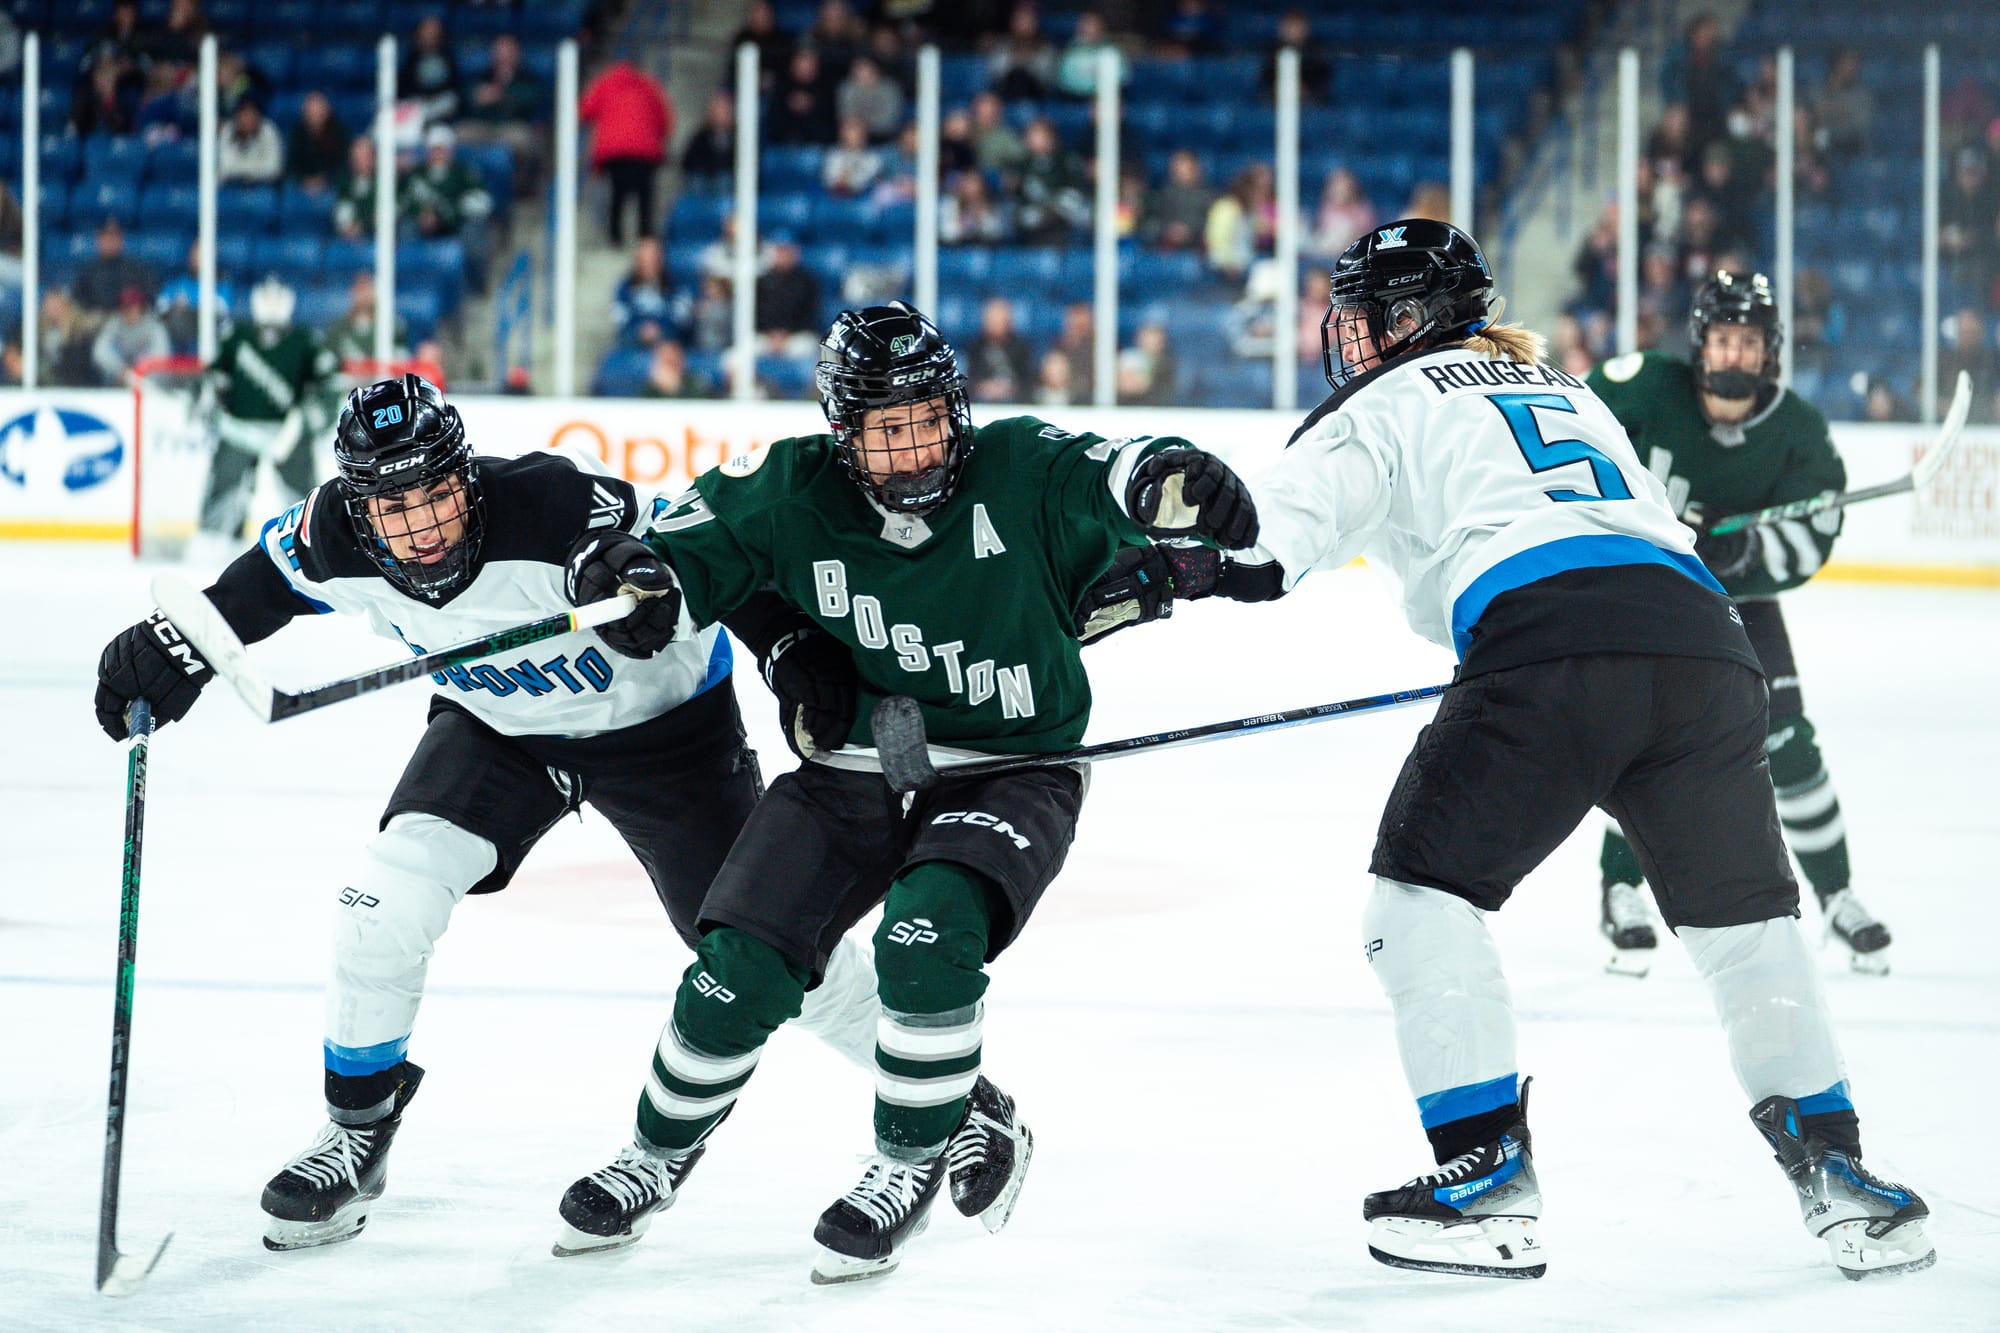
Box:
[816,301,974,516]
[249,274,295,345]
[334,373,484,600]
[1690,270,1781,405]
[1323,218,1494,389]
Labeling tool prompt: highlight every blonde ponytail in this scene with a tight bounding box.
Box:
[1463,320,1547,366]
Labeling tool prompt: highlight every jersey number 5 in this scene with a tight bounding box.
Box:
[1488,393,1633,504]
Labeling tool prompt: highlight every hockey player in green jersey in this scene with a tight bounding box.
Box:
[553,300,1258,1282]
[194,275,342,550]
[1587,270,1893,974]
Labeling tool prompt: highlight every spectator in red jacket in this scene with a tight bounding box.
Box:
[579,59,672,245]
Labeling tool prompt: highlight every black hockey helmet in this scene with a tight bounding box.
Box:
[1689,269,1781,402]
[333,373,483,600]
[816,300,974,516]
[1322,217,1495,389]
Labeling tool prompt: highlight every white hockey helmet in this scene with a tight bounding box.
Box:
[249,274,296,330]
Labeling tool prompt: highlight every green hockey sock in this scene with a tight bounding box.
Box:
[635,927,809,1153]
[871,861,996,1159]
[1767,713,1850,900]
[1600,824,1645,888]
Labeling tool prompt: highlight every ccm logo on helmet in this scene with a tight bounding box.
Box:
[377,455,424,475]
[931,810,1031,849]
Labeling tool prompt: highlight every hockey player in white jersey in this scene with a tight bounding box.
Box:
[91,374,1027,1254]
[1083,220,1933,1282]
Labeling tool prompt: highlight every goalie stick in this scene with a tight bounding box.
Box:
[1705,370,1973,536]
[871,685,1450,794]
[98,699,172,1296]
[150,572,642,723]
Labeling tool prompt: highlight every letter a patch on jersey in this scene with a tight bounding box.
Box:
[971,503,1007,559]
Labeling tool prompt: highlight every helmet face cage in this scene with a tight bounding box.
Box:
[816,302,974,516]
[1689,270,1782,399]
[1321,220,1494,390]
[334,373,484,600]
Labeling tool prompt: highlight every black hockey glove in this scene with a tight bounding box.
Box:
[95,609,212,740]
[1125,447,1259,549]
[564,530,683,659]
[1072,540,1223,644]
[761,624,859,759]
[1693,524,1760,581]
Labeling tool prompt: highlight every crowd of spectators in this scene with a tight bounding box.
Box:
[2,0,572,387]
[1563,12,2000,421]
[610,0,1474,402]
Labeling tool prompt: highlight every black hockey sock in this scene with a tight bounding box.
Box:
[326,1062,410,1125]
[1802,1106,1863,1159]
[1428,1100,1520,1164]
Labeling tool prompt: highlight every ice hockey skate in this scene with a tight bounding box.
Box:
[1363,1079,1544,1279]
[1820,889,1892,975]
[1750,1095,1934,1279]
[553,1141,707,1257]
[260,1063,423,1251]
[810,1152,947,1285]
[1600,881,1658,978]
[946,1074,1034,1233]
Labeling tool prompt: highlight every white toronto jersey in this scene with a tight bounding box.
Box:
[254,449,728,740]
[1243,347,1714,658]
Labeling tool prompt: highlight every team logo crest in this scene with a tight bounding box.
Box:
[890,334,919,357]
[720,446,770,477]
[1375,226,1408,249]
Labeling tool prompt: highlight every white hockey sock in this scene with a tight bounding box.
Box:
[791,933,882,1071]
[1363,877,1519,1125]
[325,813,494,1071]
[1680,917,1848,1102]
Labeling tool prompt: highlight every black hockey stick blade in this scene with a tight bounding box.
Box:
[872,695,942,792]
[151,572,640,723]
[872,685,1450,794]
[98,698,173,1296]
[1705,370,1973,536]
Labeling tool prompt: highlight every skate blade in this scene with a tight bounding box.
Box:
[1604,948,1653,979]
[809,1206,931,1284]
[1825,1217,1936,1279]
[1367,1216,1545,1280]
[1846,948,1891,977]
[263,1204,371,1252]
[971,1125,1035,1235]
[552,1213,653,1258]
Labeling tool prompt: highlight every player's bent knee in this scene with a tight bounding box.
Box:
[333,813,494,979]
[874,861,994,1017]
[673,926,811,1056]
[1362,876,1505,996]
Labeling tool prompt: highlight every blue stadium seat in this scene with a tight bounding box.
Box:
[137,182,199,228]
[756,354,818,400]
[761,145,822,192]
[83,135,149,187]
[323,238,375,278]
[34,182,70,231]
[519,0,586,39]
[217,184,280,232]
[668,192,730,243]
[395,284,444,343]
[126,229,191,274]
[279,183,338,228]
[254,0,317,40]
[215,231,256,278]
[988,248,1063,292]
[298,47,376,89]
[243,41,296,86]
[761,192,813,237]
[295,282,350,332]
[73,179,139,227]
[320,0,385,36]
[256,234,326,276]
[869,199,915,242]
[41,135,82,184]
[148,137,199,183]
[594,346,651,397]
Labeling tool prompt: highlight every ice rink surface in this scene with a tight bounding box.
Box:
[4,542,1997,1331]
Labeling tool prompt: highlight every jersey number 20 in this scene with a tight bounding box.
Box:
[1488,393,1633,504]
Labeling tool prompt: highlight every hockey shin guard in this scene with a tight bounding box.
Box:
[325,813,494,1121]
[1767,714,1851,900]
[1363,877,1520,1162]
[792,933,882,1071]
[637,927,808,1154]
[871,862,995,1160]
[1600,823,1645,888]
[1681,917,1849,1111]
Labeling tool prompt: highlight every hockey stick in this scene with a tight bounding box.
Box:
[150,572,641,723]
[98,699,173,1296]
[871,684,1450,794]
[1705,370,1973,536]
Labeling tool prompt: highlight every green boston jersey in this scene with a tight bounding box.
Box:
[643,415,1177,755]
[1587,351,1846,598]
[208,325,341,424]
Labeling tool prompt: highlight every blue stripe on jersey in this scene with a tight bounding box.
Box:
[1416,1072,1519,1128]
[324,1035,409,1076]
[1449,535,1722,659]
[257,510,335,614]
[1797,1081,1854,1117]
[693,630,733,697]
